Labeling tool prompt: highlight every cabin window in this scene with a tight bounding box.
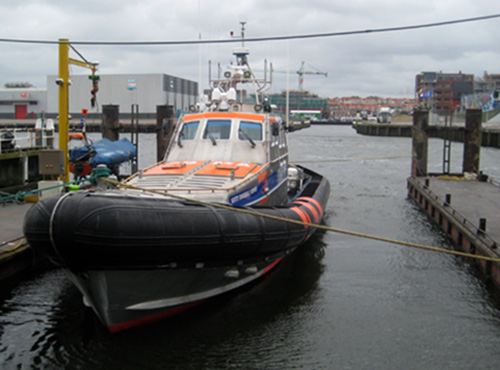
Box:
[203,120,231,140]
[180,121,199,140]
[239,121,263,141]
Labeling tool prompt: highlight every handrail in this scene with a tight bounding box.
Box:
[0,128,55,154]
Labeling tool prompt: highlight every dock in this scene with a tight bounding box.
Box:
[353,119,500,148]
[408,176,500,288]
[0,202,41,282]
[0,118,160,133]
[408,109,500,290]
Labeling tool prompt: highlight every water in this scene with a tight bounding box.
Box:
[2,126,500,369]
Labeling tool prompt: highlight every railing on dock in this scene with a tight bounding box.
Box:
[408,178,498,251]
[0,127,55,155]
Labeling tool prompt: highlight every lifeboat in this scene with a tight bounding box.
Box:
[23,26,330,333]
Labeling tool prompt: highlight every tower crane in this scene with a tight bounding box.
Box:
[255,62,327,90]
[296,61,328,90]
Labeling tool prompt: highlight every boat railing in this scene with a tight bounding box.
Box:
[0,127,55,154]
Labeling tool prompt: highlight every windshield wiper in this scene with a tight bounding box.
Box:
[177,132,184,147]
[208,134,217,146]
[239,129,256,148]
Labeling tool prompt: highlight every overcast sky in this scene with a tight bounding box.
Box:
[1,1,499,100]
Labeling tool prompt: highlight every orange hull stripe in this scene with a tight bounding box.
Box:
[293,200,320,224]
[296,197,324,217]
[290,207,311,228]
[257,170,267,182]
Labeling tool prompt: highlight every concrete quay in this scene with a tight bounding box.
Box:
[0,118,161,133]
[408,176,500,289]
[408,109,500,291]
[353,119,500,148]
[0,202,42,282]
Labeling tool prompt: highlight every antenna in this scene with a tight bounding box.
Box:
[230,20,247,47]
[240,20,246,47]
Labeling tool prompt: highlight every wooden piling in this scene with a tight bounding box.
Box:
[463,109,482,174]
[411,110,429,177]
[102,105,120,141]
[156,105,175,161]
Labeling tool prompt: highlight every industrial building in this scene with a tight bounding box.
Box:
[47,73,198,119]
[0,74,198,120]
[0,83,47,119]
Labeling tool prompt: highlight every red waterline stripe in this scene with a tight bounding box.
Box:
[108,259,284,333]
[108,300,205,333]
[260,257,284,276]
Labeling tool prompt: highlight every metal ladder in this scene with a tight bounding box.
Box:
[131,104,139,174]
[442,114,451,174]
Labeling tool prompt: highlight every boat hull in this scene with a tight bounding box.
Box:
[23,167,330,331]
[66,257,283,333]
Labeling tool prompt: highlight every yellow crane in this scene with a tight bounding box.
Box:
[58,39,99,182]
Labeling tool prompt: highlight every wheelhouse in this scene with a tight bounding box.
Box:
[165,112,284,165]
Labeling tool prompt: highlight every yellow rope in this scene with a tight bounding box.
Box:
[0,236,24,247]
[291,155,413,164]
[0,237,27,254]
[102,177,500,264]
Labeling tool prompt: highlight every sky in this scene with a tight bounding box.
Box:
[0,1,499,99]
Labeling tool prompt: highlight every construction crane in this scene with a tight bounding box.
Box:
[296,61,327,90]
[255,62,327,90]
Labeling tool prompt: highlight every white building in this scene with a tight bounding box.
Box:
[0,83,47,119]
[47,73,198,118]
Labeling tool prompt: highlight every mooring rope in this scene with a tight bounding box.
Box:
[290,155,413,164]
[0,168,110,204]
[0,237,27,254]
[101,177,500,264]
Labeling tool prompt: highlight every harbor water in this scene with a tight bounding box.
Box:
[1,125,500,369]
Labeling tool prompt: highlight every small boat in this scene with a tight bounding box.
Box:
[23,25,330,333]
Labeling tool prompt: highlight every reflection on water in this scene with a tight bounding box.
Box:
[1,234,327,369]
[2,126,500,369]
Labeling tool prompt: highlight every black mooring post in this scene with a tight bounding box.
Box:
[478,218,487,234]
[411,110,429,177]
[102,105,120,141]
[156,105,175,162]
[463,109,482,175]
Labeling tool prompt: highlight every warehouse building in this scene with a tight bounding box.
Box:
[0,83,47,119]
[46,73,198,118]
